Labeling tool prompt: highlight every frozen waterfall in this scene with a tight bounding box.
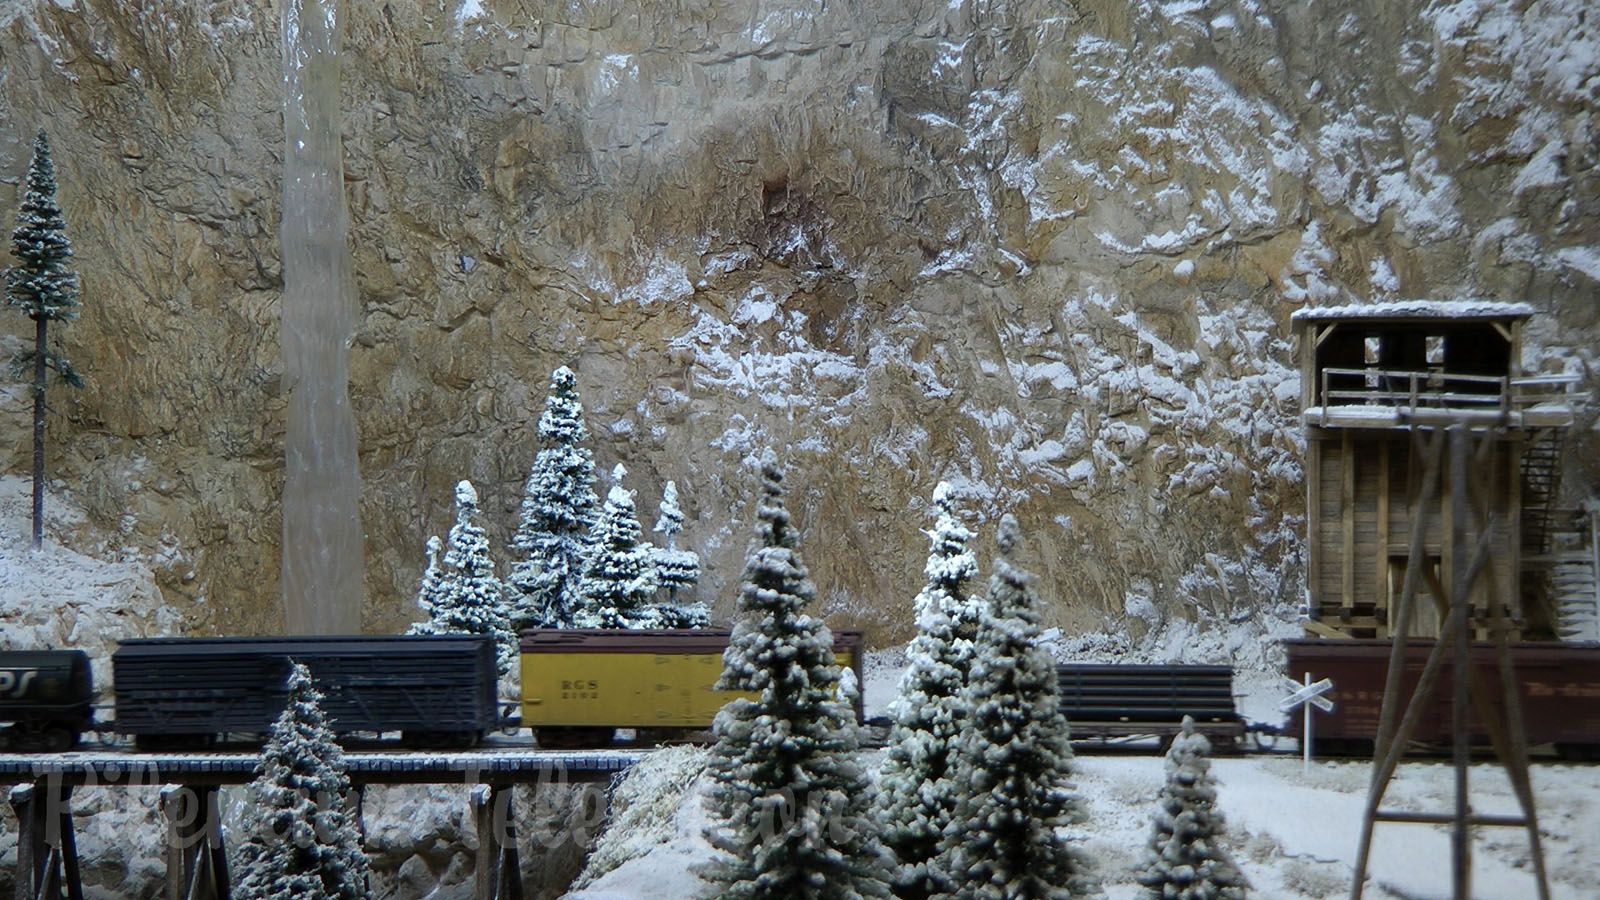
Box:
[280,0,364,634]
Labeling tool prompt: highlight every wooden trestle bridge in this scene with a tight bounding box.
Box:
[1,747,644,900]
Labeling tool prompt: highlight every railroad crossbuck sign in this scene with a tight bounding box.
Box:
[1280,674,1334,776]
[1279,676,1334,713]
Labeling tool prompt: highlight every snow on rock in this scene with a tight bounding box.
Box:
[0,478,179,898]
[565,745,715,898]
[1553,246,1600,283]
[356,785,480,899]
[0,474,173,697]
[3,0,1595,651]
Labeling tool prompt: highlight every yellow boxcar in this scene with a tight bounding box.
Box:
[519,628,865,731]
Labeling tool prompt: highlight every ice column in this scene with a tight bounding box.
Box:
[280,0,364,634]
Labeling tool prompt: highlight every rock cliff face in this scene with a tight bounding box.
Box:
[1,0,1595,641]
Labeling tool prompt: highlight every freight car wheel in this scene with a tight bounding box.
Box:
[1316,738,1374,758]
[1554,743,1600,762]
[0,723,75,752]
[401,731,481,749]
[42,727,74,753]
[134,734,215,751]
[1208,734,1242,756]
[535,727,615,749]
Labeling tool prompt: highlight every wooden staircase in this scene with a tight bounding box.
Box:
[1519,429,1563,557]
[1518,432,1599,641]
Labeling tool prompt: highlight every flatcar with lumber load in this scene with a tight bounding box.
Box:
[1056,663,1244,750]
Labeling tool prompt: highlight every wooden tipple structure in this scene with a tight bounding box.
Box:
[1293,301,1595,642]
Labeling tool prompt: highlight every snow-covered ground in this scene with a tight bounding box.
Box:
[569,638,1600,900]
[568,745,1600,900]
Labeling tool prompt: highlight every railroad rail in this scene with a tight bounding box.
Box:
[0,747,643,787]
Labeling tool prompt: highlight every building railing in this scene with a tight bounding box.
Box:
[1316,368,1580,426]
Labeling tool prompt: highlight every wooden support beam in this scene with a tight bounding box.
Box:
[1377,440,1391,638]
[8,781,82,900]
[1308,440,1322,617]
[1342,432,1356,612]
[353,785,366,845]
[161,786,229,900]
[202,787,229,900]
[58,789,82,900]
[1300,617,1353,639]
[1440,434,1453,637]
[10,785,40,900]
[1353,425,1550,900]
[472,784,524,900]
[1351,427,1445,900]
[161,788,181,900]
[1375,810,1526,827]
[1507,436,1524,622]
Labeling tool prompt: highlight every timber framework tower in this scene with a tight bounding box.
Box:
[1293,302,1598,643]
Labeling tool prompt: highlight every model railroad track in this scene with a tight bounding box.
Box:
[9,635,1600,760]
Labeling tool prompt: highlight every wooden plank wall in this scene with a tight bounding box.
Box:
[1306,432,1520,640]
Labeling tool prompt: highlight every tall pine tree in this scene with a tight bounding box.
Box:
[878,482,985,900]
[574,464,661,628]
[408,481,517,674]
[652,480,708,628]
[703,459,890,900]
[507,366,600,629]
[232,662,370,900]
[935,515,1093,900]
[1136,716,1249,900]
[5,129,82,550]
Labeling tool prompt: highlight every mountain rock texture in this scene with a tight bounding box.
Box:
[1,0,1595,640]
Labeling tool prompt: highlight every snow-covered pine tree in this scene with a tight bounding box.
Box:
[652,587,710,629]
[5,130,83,551]
[506,366,601,629]
[877,481,985,900]
[232,662,370,900]
[1136,716,1249,900]
[411,481,517,674]
[703,458,890,900]
[574,464,662,629]
[935,515,1094,900]
[652,480,708,628]
[406,535,446,633]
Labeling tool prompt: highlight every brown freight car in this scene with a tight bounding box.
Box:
[1284,638,1600,759]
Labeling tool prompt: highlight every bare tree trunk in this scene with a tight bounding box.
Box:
[32,315,46,550]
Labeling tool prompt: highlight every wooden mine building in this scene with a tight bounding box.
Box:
[1292,301,1596,641]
